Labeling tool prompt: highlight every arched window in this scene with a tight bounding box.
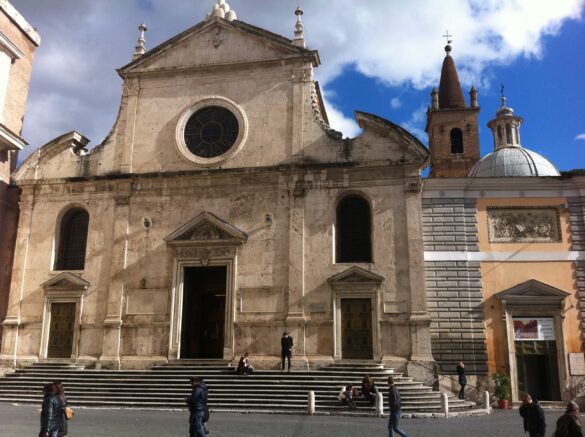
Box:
[55,208,89,270]
[497,125,503,145]
[506,123,513,144]
[336,195,372,263]
[450,128,464,154]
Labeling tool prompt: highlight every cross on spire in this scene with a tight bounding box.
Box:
[443,31,453,44]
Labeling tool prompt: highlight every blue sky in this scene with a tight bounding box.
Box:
[11,0,585,171]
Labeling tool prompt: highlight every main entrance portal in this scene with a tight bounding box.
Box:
[180,266,227,359]
[47,302,75,359]
[341,298,373,359]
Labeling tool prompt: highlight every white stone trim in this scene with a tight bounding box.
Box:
[175,96,248,167]
[0,31,23,59]
[0,122,26,151]
[424,251,582,262]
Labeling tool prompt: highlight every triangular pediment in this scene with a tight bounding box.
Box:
[165,211,247,246]
[119,18,319,76]
[327,266,384,284]
[495,279,569,308]
[41,272,90,291]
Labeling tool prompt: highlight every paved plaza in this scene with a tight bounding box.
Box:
[0,403,575,436]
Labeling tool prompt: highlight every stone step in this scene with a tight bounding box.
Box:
[0,362,477,414]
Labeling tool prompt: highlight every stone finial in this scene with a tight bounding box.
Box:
[470,86,478,108]
[132,23,148,61]
[206,0,237,22]
[293,6,305,48]
[431,88,439,109]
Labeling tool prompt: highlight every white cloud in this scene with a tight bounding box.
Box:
[12,0,584,154]
[390,98,402,109]
[576,133,585,141]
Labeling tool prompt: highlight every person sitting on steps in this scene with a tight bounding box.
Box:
[236,352,254,376]
[338,383,357,409]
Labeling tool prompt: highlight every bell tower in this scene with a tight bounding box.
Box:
[426,43,480,177]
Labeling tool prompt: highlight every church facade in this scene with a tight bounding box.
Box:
[0,2,434,377]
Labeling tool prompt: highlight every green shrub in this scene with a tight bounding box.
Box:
[492,372,512,401]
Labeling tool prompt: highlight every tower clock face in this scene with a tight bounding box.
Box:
[184,106,239,159]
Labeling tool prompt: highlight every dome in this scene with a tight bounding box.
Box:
[468,146,560,177]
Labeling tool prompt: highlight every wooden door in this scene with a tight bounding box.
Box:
[341,298,373,359]
[47,303,76,358]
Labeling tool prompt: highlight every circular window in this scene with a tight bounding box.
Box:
[185,106,239,158]
[176,97,248,166]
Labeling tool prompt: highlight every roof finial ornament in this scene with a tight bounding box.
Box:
[293,6,305,48]
[500,83,507,107]
[207,0,237,22]
[443,30,453,54]
[132,23,148,61]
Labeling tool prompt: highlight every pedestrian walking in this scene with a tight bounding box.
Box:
[456,361,466,400]
[553,401,583,437]
[53,381,69,437]
[519,394,546,437]
[40,383,63,437]
[387,376,407,437]
[281,332,293,372]
[188,376,209,437]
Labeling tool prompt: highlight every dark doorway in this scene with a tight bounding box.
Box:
[341,298,373,359]
[47,302,75,358]
[516,340,561,401]
[180,266,227,359]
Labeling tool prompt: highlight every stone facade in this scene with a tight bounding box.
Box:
[0,13,434,372]
[0,1,39,349]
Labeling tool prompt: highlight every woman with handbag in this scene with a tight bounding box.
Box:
[53,381,73,437]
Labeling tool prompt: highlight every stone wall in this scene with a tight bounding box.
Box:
[423,197,488,374]
[568,196,585,350]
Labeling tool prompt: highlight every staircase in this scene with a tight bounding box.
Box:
[0,361,475,415]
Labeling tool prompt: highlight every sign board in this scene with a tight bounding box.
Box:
[569,353,585,376]
[513,317,555,341]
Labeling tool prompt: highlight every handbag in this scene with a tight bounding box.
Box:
[64,406,74,420]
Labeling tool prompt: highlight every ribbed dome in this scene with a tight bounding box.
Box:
[438,54,466,109]
[468,147,560,177]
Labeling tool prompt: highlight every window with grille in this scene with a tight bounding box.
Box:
[336,196,372,263]
[55,208,89,271]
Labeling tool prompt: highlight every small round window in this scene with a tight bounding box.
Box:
[184,106,239,158]
[176,97,248,166]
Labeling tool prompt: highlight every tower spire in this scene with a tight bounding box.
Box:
[488,91,523,150]
[438,41,466,109]
[293,6,305,48]
[132,23,147,61]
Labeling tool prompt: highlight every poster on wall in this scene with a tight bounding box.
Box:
[513,317,555,341]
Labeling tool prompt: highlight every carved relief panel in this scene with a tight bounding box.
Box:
[487,207,561,243]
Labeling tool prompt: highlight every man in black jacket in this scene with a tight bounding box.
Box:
[40,383,63,437]
[188,377,208,437]
[519,394,546,437]
[281,332,293,371]
[387,377,407,437]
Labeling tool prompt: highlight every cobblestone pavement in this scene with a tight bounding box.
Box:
[0,403,575,436]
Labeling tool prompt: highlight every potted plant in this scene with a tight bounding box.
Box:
[492,372,512,409]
